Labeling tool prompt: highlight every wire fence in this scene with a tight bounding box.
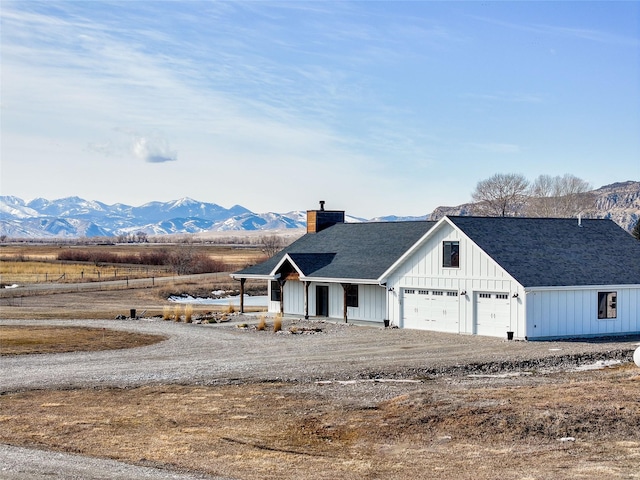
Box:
[0,266,175,285]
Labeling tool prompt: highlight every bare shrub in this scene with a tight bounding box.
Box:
[259,234,285,258]
[225,303,235,314]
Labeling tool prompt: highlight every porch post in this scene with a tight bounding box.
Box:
[341,283,348,323]
[279,279,286,315]
[239,278,246,313]
[304,281,309,319]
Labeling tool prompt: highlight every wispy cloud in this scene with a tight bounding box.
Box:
[470,143,521,154]
[468,14,640,48]
[460,92,544,104]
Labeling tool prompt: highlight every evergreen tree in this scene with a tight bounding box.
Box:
[632,218,640,241]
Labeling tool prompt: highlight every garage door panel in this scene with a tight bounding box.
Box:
[402,289,459,332]
[475,292,511,337]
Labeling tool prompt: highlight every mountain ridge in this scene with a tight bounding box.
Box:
[1,181,638,238]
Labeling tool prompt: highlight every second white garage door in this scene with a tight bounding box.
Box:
[474,292,511,337]
[402,289,459,333]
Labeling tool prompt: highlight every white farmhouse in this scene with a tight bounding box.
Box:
[232,204,640,340]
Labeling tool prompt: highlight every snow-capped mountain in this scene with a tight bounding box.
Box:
[0,196,304,238]
[1,181,637,239]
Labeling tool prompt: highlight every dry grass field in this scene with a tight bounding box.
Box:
[0,242,267,284]
[2,241,640,479]
[0,325,165,355]
[1,366,639,479]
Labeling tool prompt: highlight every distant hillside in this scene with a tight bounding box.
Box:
[428,181,639,232]
[1,181,637,238]
[0,197,305,239]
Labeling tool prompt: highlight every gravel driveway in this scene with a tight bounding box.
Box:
[2,316,639,479]
[2,316,639,393]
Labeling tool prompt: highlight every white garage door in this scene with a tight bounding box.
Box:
[402,289,459,333]
[475,292,511,337]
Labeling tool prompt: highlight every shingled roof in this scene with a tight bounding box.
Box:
[448,216,640,287]
[234,216,640,288]
[234,221,436,281]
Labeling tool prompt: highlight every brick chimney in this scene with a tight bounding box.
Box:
[307,201,345,233]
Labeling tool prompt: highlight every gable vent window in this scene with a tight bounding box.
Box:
[270,281,282,302]
[597,291,617,319]
[443,241,460,268]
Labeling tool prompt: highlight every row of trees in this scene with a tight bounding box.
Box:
[57,247,226,274]
[471,173,595,218]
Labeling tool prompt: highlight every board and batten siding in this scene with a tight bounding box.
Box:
[525,286,640,339]
[274,280,386,322]
[386,221,526,338]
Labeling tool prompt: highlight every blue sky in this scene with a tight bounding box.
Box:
[1,1,638,218]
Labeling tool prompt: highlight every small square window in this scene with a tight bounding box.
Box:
[597,291,617,319]
[443,241,459,268]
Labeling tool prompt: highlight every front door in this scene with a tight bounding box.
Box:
[316,285,329,316]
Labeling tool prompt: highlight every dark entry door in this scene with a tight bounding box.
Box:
[316,285,329,317]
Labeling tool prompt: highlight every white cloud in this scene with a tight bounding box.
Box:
[130,133,177,163]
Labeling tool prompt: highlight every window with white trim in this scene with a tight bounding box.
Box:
[270,281,281,302]
[443,241,459,268]
[597,291,617,319]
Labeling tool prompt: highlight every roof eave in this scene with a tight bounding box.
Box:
[229,273,279,281]
[269,253,305,277]
[377,216,450,283]
[300,275,382,285]
[525,284,640,292]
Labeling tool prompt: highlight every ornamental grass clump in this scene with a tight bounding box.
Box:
[273,313,282,333]
[162,306,171,321]
[184,304,193,323]
[173,305,182,322]
[256,315,266,331]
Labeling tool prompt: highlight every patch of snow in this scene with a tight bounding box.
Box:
[3,284,20,289]
[558,437,576,442]
[571,359,622,372]
[467,372,533,379]
[168,294,269,307]
[316,379,422,385]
